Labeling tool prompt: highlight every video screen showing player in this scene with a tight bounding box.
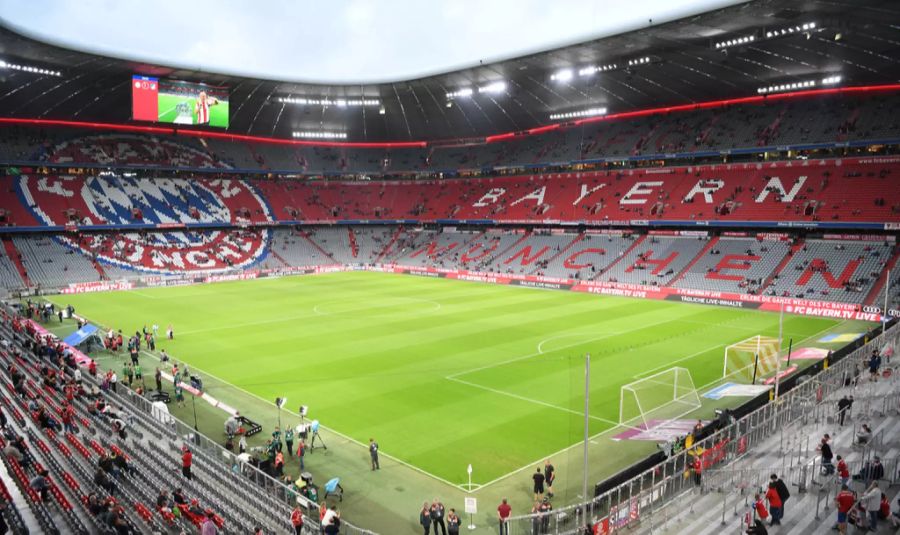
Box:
[161,81,228,127]
[135,77,229,128]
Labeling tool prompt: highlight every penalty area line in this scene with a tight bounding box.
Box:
[446,376,619,427]
[447,313,691,380]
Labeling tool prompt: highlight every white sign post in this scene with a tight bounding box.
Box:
[465,464,476,530]
[464,497,477,530]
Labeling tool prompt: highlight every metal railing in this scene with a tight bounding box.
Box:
[107,382,380,534]
[501,321,899,535]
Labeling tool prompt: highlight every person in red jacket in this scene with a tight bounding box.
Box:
[290,504,304,534]
[181,446,193,480]
[836,455,850,487]
[752,492,768,523]
[765,481,782,525]
[834,484,855,534]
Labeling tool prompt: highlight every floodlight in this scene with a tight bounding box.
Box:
[551,69,573,82]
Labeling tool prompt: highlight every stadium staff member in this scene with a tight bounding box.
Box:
[369,438,380,470]
[497,498,511,535]
[544,459,556,498]
[532,467,545,501]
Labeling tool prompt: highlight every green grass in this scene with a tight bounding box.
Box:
[157,93,230,127]
[49,271,857,487]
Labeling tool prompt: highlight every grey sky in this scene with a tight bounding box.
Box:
[0,0,741,84]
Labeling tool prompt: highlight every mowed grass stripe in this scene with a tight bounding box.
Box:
[51,271,844,484]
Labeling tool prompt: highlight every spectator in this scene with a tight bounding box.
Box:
[290,504,303,534]
[111,451,134,477]
[745,519,768,534]
[861,481,881,530]
[156,489,173,514]
[99,452,118,478]
[752,492,768,524]
[855,456,884,482]
[188,499,203,517]
[94,467,116,496]
[769,474,791,517]
[868,351,881,381]
[765,481,782,526]
[180,445,193,480]
[891,495,900,528]
[201,510,218,535]
[836,395,852,426]
[323,506,340,535]
[856,423,873,445]
[29,469,49,502]
[836,455,850,487]
[834,484,855,534]
[2,439,24,464]
[274,451,284,477]
[818,434,834,474]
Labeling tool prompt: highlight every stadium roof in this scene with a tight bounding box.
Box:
[0,0,745,84]
[0,0,899,143]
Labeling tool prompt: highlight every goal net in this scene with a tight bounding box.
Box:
[619,367,702,430]
[723,335,780,383]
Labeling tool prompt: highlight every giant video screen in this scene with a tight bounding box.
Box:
[132,75,229,128]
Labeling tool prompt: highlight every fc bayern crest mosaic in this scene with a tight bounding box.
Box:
[16,175,273,274]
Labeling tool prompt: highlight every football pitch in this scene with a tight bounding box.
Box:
[157,93,230,127]
[51,271,858,487]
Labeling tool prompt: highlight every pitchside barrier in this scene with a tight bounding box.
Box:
[501,319,899,535]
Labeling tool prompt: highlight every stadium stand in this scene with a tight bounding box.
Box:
[535,233,633,280]
[2,93,900,174]
[3,158,900,229]
[12,236,102,289]
[2,228,899,312]
[598,235,710,286]
[0,302,341,534]
[764,239,895,303]
[0,242,25,292]
[673,237,792,294]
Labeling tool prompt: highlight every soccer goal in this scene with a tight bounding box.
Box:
[618,367,702,430]
[723,335,780,383]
